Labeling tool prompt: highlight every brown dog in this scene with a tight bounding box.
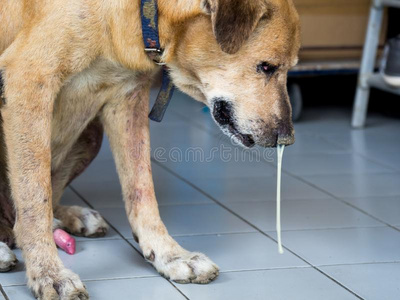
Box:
[0,0,300,299]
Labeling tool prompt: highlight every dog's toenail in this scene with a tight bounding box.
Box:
[145,250,155,262]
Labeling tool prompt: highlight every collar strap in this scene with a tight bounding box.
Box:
[141,0,175,122]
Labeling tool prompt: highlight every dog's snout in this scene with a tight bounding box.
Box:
[277,121,295,146]
[213,100,233,126]
[256,120,295,148]
[277,134,295,146]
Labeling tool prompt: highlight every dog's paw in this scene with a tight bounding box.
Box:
[148,249,219,284]
[55,205,108,238]
[0,242,18,272]
[30,268,88,300]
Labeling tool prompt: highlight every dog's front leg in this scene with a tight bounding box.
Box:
[101,84,219,284]
[1,62,88,299]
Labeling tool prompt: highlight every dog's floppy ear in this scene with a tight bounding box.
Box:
[201,0,267,54]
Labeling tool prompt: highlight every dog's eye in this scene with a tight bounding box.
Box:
[257,62,278,76]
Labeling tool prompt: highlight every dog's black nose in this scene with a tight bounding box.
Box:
[277,120,295,146]
[257,121,295,148]
[213,100,233,126]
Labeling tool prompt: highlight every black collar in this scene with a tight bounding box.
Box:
[141,0,175,122]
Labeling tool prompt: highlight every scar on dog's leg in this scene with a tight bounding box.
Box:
[52,118,109,237]
[101,85,219,284]
[1,63,87,298]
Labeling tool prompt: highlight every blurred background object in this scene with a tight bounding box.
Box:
[288,0,400,124]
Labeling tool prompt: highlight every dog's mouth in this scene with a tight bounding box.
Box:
[212,100,255,148]
[226,124,255,148]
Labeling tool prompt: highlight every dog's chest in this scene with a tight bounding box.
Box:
[50,58,147,156]
[61,58,142,103]
[53,58,146,122]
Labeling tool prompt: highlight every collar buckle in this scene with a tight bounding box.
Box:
[144,48,166,66]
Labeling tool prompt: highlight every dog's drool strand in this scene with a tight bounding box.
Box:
[276,144,285,254]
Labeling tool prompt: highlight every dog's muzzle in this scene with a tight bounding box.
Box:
[257,120,295,148]
[212,99,295,148]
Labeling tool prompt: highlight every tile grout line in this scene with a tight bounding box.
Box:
[0,285,9,300]
[137,224,388,238]
[68,186,190,300]
[151,159,365,300]
[338,194,400,200]
[2,276,159,288]
[315,261,400,268]
[221,261,400,273]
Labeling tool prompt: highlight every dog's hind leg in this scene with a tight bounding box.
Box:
[0,241,17,272]
[100,84,219,284]
[52,118,109,238]
[0,172,16,249]
[0,117,17,271]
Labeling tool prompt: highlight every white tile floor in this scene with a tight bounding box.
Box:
[1,90,400,300]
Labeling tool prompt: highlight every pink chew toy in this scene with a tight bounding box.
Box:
[53,229,76,255]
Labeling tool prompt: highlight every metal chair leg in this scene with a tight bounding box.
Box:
[352,1,384,128]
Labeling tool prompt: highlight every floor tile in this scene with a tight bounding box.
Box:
[177,268,359,300]
[61,187,89,206]
[4,277,186,300]
[71,179,124,208]
[72,164,213,208]
[362,150,400,171]
[303,173,400,198]
[165,90,221,133]
[0,240,157,287]
[323,130,400,157]
[226,198,382,231]
[274,227,400,266]
[282,133,349,156]
[172,233,308,272]
[95,136,113,161]
[85,277,185,300]
[97,204,256,238]
[280,153,393,176]
[150,121,219,153]
[292,108,356,134]
[342,196,400,226]
[72,159,119,184]
[320,263,400,300]
[157,153,277,180]
[190,175,332,203]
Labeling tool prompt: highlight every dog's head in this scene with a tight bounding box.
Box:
[166,0,300,148]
